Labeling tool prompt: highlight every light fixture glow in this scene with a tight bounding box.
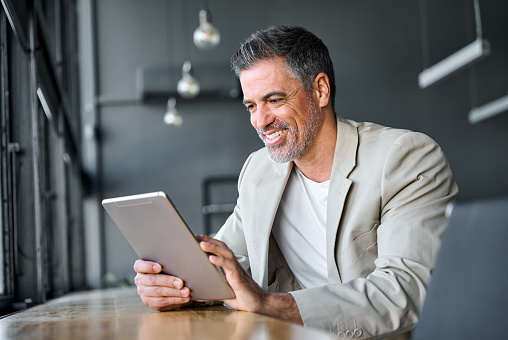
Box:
[36,87,54,123]
[469,93,508,124]
[164,97,183,126]
[418,38,490,89]
[193,9,220,50]
[177,60,200,99]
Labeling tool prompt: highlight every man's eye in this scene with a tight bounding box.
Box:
[269,99,280,104]
[246,105,254,112]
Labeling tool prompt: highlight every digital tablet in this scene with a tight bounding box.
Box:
[102,191,235,301]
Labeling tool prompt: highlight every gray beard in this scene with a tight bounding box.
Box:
[258,98,323,163]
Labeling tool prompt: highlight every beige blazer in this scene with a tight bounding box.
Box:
[216,115,458,339]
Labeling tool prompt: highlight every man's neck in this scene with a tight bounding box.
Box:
[294,112,337,183]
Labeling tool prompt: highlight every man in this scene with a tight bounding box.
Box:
[134,25,458,339]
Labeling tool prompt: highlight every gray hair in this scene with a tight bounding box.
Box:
[231,25,336,108]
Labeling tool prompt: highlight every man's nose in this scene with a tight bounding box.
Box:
[253,105,274,130]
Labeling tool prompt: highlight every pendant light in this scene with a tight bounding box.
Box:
[177,60,200,99]
[164,97,183,126]
[193,2,220,50]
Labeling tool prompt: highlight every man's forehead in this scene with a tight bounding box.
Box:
[240,61,300,97]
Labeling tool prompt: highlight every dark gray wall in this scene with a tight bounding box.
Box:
[85,0,508,284]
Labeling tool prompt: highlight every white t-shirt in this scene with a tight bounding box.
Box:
[271,167,329,289]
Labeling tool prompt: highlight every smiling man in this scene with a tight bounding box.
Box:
[242,56,334,181]
[134,25,458,339]
[243,58,328,164]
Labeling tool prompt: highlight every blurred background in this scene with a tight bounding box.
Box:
[1,0,507,314]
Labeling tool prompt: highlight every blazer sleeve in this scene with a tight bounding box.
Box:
[290,132,459,339]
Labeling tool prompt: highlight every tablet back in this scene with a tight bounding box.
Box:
[102,192,234,301]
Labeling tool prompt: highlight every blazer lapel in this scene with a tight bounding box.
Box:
[326,116,358,283]
[250,161,293,288]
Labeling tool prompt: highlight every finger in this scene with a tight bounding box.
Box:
[134,259,162,274]
[197,234,216,243]
[199,238,234,260]
[140,295,191,311]
[134,273,185,289]
[137,284,190,299]
[207,253,237,272]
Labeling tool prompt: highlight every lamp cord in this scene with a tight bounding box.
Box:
[473,0,483,40]
[183,0,192,62]
[418,0,430,70]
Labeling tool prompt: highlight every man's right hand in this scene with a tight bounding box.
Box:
[133,259,192,311]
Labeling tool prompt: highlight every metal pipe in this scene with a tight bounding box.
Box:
[7,143,20,278]
[0,0,29,53]
[28,1,45,304]
[0,10,15,296]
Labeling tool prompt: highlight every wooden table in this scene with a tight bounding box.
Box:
[0,287,338,339]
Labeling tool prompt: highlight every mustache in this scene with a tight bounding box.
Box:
[257,119,291,134]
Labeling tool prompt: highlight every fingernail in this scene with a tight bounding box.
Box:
[181,288,190,297]
[153,264,161,272]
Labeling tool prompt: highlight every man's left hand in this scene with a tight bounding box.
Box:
[197,235,303,324]
[197,235,267,312]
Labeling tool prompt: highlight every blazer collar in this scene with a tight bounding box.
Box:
[332,115,358,178]
[251,161,292,287]
[326,115,358,283]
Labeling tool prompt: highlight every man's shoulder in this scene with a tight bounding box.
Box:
[343,118,436,148]
[338,118,446,172]
[345,119,409,139]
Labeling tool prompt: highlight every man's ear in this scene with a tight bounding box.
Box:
[313,73,331,108]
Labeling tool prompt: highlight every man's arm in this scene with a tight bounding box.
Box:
[262,292,303,324]
[133,236,303,323]
[198,235,303,324]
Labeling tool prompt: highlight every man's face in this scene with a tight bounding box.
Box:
[240,58,323,163]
